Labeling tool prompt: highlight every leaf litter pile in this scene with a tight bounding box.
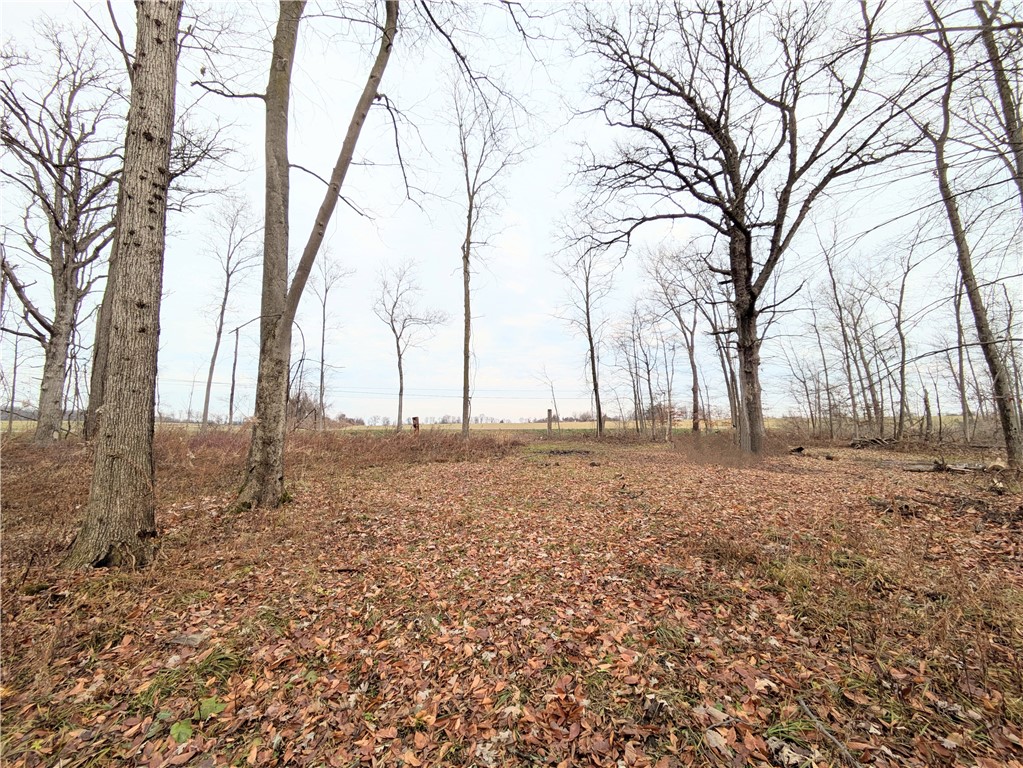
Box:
[2,431,1022,767]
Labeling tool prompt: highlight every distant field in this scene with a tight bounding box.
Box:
[0,418,738,437]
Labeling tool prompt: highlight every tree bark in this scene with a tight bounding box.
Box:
[239,0,398,507]
[735,306,764,453]
[894,271,910,441]
[62,0,183,569]
[35,299,74,441]
[928,3,1022,468]
[237,0,303,509]
[85,254,115,440]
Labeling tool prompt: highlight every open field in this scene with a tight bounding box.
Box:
[2,431,1021,767]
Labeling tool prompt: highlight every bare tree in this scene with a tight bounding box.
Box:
[310,248,352,431]
[1,26,122,442]
[920,1,1022,468]
[576,1,917,453]
[373,261,446,432]
[62,0,184,569]
[453,81,521,438]
[871,240,922,441]
[555,249,614,437]
[648,248,706,433]
[236,0,398,510]
[200,198,260,429]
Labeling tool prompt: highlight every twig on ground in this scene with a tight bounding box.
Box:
[797,697,864,768]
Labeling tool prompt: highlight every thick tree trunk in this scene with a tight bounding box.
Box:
[35,300,74,441]
[84,249,115,440]
[735,307,764,453]
[62,0,182,569]
[730,223,764,452]
[236,1,303,509]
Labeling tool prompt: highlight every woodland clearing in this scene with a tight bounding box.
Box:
[1,431,1021,767]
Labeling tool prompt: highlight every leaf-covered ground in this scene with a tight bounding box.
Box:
[2,431,1022,767]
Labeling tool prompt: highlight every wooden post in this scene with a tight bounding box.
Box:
[547,408,553,436]
[412,416,420,434]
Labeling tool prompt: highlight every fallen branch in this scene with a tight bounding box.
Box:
[797,698,864,768]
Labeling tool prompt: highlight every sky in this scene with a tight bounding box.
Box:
[1,1,1019,427]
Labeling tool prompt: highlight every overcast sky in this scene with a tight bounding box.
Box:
[2,1,1017,425]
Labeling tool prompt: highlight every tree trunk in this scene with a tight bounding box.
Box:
[585,302,603,438]
[62,0,183,569]
[7,335,18,435]
[236,0,303,509]
[229,327,239,425]
[854,328,882,437]
[201,281,230,429]
[712,334,737,433]
[84,250,115,440]
[811,317,835,440]
[735,310,764,453]
[923,388,933,441]
[34,300,74,441]
[644,354,657,442]
[825,257,860,439]
[461,230,471,438]
[318,287,328,430]
[930,51,1023,467]
[239,0,398,507]
[688,311,700,433]
[395,336,404,432]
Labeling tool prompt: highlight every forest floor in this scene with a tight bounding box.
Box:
[2,431,1021,768]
